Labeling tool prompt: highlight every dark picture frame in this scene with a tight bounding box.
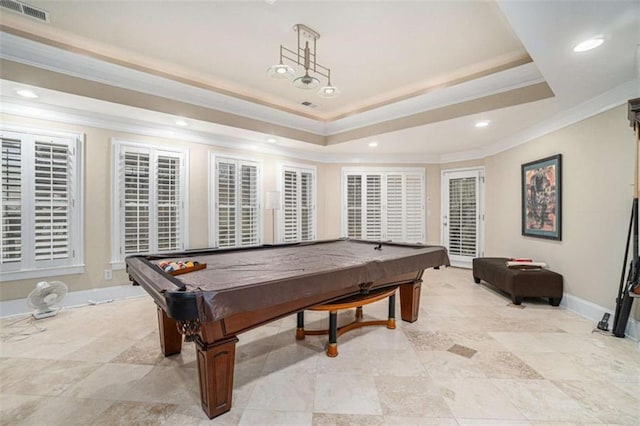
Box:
[521,154,562,240]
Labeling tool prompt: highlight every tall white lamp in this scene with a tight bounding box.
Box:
[266,190,282,244]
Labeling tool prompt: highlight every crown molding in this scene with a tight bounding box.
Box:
[482,79,640,158]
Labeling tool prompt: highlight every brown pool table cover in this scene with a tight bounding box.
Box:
[127,239,449,322]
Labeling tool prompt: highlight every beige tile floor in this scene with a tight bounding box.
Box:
[1,267,638,425]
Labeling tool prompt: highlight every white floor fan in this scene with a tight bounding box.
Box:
[27,281,68,319]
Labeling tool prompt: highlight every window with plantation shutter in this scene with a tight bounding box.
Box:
[343,168,425,244]
[277,163,316,243]
[112,141,187,266]
[1,128,83,281]
[210,155,261,248]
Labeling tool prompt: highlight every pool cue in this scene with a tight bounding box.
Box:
[613,124,640,337]
[612,206,633,331]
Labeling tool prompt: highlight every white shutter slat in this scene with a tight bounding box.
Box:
[156,155,181,251]
[217,161,237,248]
[405,174,423,243]
[123,150,150,254]
[240,164,259,246]
[283,170,298,242]
[1,138,22,263]
[300,172,313,241]
[33,141,71,261]
[386,174,403,242]
[346,174,362,239]
[365,174,382,240]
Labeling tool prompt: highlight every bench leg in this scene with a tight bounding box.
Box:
[355,306,363,321]
[387,293,396,329]
[511,295,522,305]
[549,297,561,307]
[473,277,481,284]
[296,311,305,340]
[327,311,338,357]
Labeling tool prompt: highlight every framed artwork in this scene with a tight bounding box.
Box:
[521,154,562,240]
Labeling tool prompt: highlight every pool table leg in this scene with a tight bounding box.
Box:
[399,281,422,322]
[195,335,239,419]
[157,306,182,356]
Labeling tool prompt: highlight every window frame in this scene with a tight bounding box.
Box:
[341,167,425,244]
[276,161,317,243]
[110,139,189,269]
[0,124,84,281]
[208,152,263,248]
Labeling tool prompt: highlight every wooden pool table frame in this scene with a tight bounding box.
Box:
[127,241,445,419]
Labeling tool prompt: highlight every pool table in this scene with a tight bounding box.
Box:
[126,239,449,419]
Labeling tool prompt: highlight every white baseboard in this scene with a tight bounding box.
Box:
[2,283,638,344]
[0,283,147,319]
[561,293,639,341]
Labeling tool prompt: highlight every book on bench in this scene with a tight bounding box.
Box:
[506,261,547,269]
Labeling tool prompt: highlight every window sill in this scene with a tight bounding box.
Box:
[0,265,86,282]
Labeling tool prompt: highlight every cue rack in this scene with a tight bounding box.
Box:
[612,98,640,338]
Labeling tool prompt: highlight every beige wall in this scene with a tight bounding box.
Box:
[2,105,636,321]
[484,105,636,313]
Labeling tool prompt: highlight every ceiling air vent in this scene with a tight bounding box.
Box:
[0,0,50,22]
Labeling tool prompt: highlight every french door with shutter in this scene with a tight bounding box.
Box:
[343,168,425,244]
[441,168,484,268]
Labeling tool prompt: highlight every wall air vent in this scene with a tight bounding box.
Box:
[0,0,50,22]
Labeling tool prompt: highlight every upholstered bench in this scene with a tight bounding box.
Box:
[472,257,563,306]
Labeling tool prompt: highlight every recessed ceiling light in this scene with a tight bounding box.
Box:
[16,89,38,99]
[368,141,378,147]
[175,119,188,126]
[475,120,490,128]
[266,137,277,144]
[573,36,604,52]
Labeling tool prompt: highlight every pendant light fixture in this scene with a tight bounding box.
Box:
[267,24,339,98]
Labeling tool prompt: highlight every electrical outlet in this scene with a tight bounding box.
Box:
[104,269,113,280]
